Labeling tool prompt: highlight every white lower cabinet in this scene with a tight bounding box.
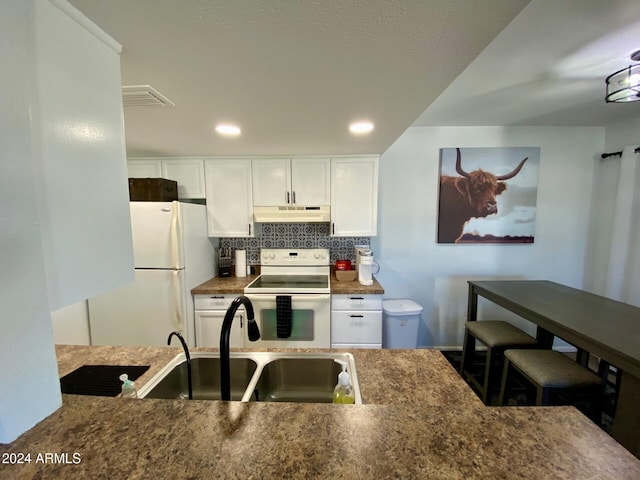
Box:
[194,295,245,347]
[331,294,383,349]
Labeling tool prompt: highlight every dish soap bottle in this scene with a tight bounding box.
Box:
[332,360,355,404]
[119,373,138,398]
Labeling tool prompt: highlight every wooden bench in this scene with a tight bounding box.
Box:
[499,349,605,423]
[460,320,538,404]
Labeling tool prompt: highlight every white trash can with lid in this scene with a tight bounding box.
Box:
[382,299,422,348]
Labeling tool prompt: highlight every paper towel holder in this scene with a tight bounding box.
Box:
[235,249,247,278]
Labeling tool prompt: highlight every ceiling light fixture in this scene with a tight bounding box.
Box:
[605,50,640,103]
[215,124,241,136]
[349,121,374,135]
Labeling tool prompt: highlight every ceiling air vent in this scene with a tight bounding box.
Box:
[122,85,174,107]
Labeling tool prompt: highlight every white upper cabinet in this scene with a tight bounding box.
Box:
[331,156,379,237]
[128,158,206,199]
[252,157,330,206]
[204,159,254,237]
[139,155,378,238]
[127,159,161,178]
[251,158,291,206]
[161,158,205,198]
[291,157,331,206]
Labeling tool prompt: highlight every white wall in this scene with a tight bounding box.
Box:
[34,0,134,311]
[372,126,605,348]
[603,116,640,151]
[51,301,91,345]
[0,1,61,443]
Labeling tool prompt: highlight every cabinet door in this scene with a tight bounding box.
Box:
[251,158,291,206]
[331,157,378,236]
[291,157,330,205]
[161,159,205,199]
[127,159,162,178]
[204,159,254,237]
[195,310,244,348]
[331,310,382,345]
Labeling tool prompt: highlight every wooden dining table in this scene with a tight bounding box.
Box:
[467,280,640,458]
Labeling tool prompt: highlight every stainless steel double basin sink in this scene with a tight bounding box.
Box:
[137,351,362,404]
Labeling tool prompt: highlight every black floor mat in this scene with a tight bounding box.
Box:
[60,365,150,397]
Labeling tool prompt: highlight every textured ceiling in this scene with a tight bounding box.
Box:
[414,0,640,127]
[69,0,530,157]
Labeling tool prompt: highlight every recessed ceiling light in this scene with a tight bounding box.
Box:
[349,121,374,135]
[215,124,241,136]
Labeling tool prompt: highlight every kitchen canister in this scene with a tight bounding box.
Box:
[235,249,247,277]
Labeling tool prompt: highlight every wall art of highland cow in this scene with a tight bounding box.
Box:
[437,147,540,244]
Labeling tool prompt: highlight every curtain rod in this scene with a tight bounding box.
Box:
[601,147,640,159]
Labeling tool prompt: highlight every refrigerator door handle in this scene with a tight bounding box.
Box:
[172,270,184,331]
[170,202,182,269]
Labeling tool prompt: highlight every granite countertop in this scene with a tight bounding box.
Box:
[53,345,481,408]
[191,273,260,295]
[192,271,384,295]
[2,346,640,479]
[330,274,384,295]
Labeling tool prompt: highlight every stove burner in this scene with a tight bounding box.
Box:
[246,274,328,291]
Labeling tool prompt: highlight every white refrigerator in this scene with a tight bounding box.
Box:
[88,201,215,347]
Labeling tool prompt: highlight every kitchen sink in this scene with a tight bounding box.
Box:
[138,351,361,404]
[251,358,341,403]
[142,356,257,400]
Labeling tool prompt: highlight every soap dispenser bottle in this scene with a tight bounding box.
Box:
[332,360,355,404]
[119,373,138,398]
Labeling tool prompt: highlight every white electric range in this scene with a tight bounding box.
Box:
[244,248,330,348]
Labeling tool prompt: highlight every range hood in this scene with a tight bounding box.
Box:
[253,205,330,223]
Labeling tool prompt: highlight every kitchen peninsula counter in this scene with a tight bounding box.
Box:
[2,346,639,479]
[53,345,478,408]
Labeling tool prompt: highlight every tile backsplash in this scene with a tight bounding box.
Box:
[220,223,370,265]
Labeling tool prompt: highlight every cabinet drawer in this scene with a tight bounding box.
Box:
[331,310,382,344]
[194,294,239,310]
[332,294,383,311]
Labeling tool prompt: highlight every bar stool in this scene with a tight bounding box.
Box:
[499,349,605,423]
[460,320,538,405]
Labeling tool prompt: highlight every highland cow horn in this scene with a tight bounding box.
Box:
[455,148,471,178]
[496,157,528,180]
